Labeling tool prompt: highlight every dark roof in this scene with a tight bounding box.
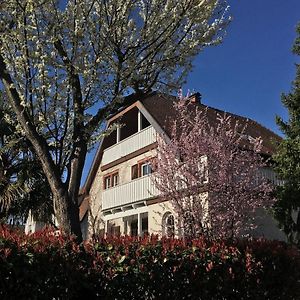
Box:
[107,91,156,120]
[140,92,281,155]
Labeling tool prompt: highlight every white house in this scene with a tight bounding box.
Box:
[79,92,286,241]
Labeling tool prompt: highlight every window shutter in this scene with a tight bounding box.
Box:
[131,164,138,179]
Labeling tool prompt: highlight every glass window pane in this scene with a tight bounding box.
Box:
[142,164,147,176]
[141,163,151,176]
[112,173,119,186]
[104,176,111,189]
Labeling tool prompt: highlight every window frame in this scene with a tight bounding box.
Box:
[104,176,111,189]
[112,172,119,186]
[103,170,119,190]
[131,158,153,180]
[141,162,152,176]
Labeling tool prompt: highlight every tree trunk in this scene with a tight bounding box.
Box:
[64,141,88,243]
[0,54,84,242]
[54,188,82,243]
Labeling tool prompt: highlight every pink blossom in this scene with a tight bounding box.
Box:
[153,97,275,239]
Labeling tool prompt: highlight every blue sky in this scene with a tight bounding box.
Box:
[82,0,300,184]
[185,0,300,134]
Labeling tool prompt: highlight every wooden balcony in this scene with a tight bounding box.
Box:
[102,175,159,211]
[102,126,156,165]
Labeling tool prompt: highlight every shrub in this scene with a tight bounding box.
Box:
[0,226,299,299]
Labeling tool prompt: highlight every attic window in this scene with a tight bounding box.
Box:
[120,107,138,141]
[141,113,150,129]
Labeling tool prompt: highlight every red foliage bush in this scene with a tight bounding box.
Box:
[0,226,299,299]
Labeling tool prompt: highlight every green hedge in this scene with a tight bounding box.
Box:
[0,226,299,299]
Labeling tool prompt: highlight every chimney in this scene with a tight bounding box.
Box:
[189,92,202,104]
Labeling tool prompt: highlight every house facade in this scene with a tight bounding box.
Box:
[79,92,286,241]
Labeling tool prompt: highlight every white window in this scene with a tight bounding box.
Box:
[141,162,152,176]
[104,176,111,189]
[104,172,119,189]
[131,160,152,180]
[112,173,119,186]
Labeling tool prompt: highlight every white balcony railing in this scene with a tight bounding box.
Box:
[102,126,156,165]
[102,175,159,211]
[259,167,285,186]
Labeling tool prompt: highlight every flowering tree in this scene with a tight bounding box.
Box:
[0,0,229,240]
[153,98,274,239]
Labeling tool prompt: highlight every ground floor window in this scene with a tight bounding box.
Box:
[129,215,148,236]
[107,225,120,236]
[142,217,148,235]
[130,219,138,236]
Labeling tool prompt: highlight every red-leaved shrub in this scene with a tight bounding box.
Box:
[0,226,299,299]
